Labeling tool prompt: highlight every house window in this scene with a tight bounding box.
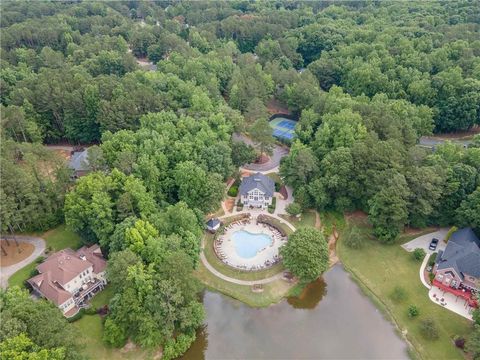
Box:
[254,197,258,201]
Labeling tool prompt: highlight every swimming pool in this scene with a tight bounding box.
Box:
[231,230,272,259]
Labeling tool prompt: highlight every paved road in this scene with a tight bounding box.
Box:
[419,136,471,148]
[233,133,289,172]
[0,236,46,288]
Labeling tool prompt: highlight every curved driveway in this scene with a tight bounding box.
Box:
[233,133,289,172]
[0,236,46,288]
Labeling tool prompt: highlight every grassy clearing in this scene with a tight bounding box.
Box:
[279,210,316,229]
[337,217,471,360]
[194,261,295,307]
[320,211,345,235]
[8,260,38,288]
[204,232,284,281]
[43,224,83,251]
[73,315,150,360]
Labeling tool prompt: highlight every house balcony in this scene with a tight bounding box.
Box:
[73,278,105,306]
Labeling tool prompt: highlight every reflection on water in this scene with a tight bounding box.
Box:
[182,265,408,360]
[286,277,326,309]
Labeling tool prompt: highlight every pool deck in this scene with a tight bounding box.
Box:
[216,222,286,271]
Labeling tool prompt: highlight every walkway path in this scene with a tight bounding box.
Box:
[0,236,46,288]
[200,251,284,286]
[219,210,296,232]
[419,254,432,290]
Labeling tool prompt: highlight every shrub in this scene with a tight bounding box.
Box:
[275,182,281,192]
[473,309,480,326]
[408,305,419,318]
[162,333,196,360]
[286,203,302,217]
[66,308,85,323]
[428,272,435,283]
[420,318,439,340]
[412,248,426,261]
[344,226,364,249]
[85,306,97,315]
[103,317,127,348]
[454,335,465,349]
[445,226,458,243]
[390,286,408,303]
[227,185,238,197]
[428,252,437,267]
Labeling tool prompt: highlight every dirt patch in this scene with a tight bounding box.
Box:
[344,210,368,221]
[255,153,270,164]
[0,240,34,266]
[224,197,235,213]
[267,98,291,115]
[328,228,340,266]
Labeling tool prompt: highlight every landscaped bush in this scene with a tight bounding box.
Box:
[66,308,85,323]
[268,197,277,213]
[227,185,238,197]
[389,285,408,303]
[408,305,420,318]
[236,200,243,211]
[445,226,458,243]
[428,252,438,267]
[429,272,435,283]
[344,226,364,249]
[275,182,281,192]
[85,306,98,315]
[420,318,439,340]
[413,248,426,262]
[286,203,302,217]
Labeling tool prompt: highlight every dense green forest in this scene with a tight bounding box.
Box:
[1,1,480,359]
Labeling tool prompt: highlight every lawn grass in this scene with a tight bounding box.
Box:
[194,261,296,307]
[43,224,83,251]
[8,260,38,288]
[337,217,471,360]
[90,285,114,309]
[73,315,150,360]
[279,210,316,229]
[8,224,83,288]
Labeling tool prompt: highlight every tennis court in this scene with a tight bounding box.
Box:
[269,117,297,141]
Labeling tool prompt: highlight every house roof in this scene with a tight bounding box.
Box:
[69,149,90,171]
[37,249,91,285]
[75,244,107,274]
[206,218,220,228]
[436,228,480,279]
[28,272,72,306]
[239,172,275,197]
[28,245,106,306]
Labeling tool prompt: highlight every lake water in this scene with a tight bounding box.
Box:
[183,265,409,360]
[231,230,272,258]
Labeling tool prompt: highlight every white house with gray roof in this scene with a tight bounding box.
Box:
[239,172,275,209]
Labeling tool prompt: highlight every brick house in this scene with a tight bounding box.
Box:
[433,228,480,301]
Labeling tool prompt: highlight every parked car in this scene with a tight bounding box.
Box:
[429,238,439,251]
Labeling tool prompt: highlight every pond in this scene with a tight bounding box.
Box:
[183,265,409,360]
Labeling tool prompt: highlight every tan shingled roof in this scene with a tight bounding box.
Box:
[28,245,106,307]
[27,272,72,306]
[37,249,91,285]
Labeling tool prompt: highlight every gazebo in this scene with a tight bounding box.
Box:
[206,218,221,233]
